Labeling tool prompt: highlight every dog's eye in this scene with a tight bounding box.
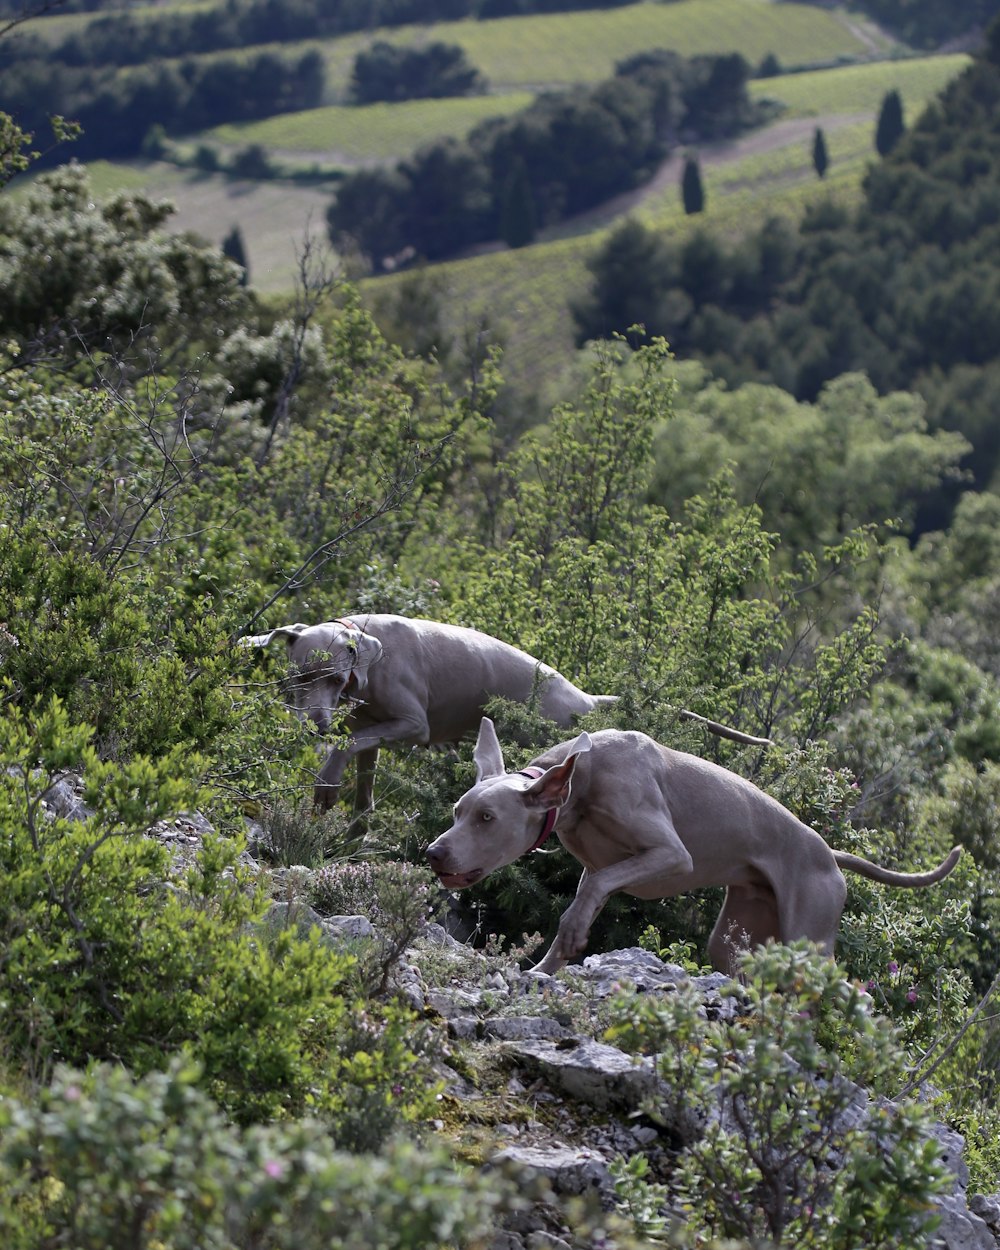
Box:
[480,811,493,823]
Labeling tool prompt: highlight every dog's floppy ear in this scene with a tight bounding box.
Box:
[344,627,383,696]
[237,624,309,649]
[474,717,506,782]
[523,732,592,811]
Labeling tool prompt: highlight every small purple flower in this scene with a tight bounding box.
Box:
[906,988,918,1003]
[263,1159,285,1179]
[887,960,899,975]
[63,1084,82,1102]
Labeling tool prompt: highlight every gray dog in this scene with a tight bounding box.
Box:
[240,614,618,815]
[426,717,962,975]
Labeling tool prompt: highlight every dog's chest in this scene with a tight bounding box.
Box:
[558,809,628,873]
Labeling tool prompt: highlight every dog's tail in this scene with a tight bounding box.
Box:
[678,709,773,747]
[834,845,962,888]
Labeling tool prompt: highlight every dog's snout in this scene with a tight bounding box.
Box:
[426,840,448,871]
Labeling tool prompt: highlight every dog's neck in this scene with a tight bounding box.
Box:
[517,767,560,851]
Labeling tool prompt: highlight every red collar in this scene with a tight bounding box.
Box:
[518,766,559,851]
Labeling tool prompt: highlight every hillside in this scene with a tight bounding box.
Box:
[7,5,1000,1246]
[35,41,964,354]
[359,53,967,408]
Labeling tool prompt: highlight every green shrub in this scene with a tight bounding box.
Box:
[0,699,441,1139]
[0,1060,517,1250]
[608,944,949,1249]
[256,795,355,868]
[309,859,442,994]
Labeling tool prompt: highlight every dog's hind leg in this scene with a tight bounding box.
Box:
[707,884,782,974]
[349,746,380,835]
[775,867,847,956]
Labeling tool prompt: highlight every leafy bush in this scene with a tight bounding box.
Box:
[0,1060,516,1250]
[609,944,950,1248]
[0,699,441,1140]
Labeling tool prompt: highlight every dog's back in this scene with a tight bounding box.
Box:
[345,613,612,739]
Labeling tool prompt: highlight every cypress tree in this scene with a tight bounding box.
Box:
[681,153,705,215]
[875,89,904,157]
[222,225,249,286]
[499,156,537,249]
[812,126,829,179]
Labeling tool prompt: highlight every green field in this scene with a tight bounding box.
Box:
[23,0,876,106]
[749,51,969,116]
[316,0,876,99]
[201,53,967,170]
[205,93,535,163]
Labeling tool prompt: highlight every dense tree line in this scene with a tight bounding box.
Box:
[0,0,632,73]
[1,48,325,162]
[574,22,1000,527]
[797,0,1000,50]
[329,49,768,270]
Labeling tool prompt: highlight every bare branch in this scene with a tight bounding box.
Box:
[256,223,341,468]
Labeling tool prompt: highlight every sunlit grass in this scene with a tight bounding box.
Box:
[199,54,967,169]
[316,0,870,99]
[205,93,534,162]
[750,53,970,118]
[23,0,871,96]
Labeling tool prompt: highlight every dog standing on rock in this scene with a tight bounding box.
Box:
[426,717,962,975]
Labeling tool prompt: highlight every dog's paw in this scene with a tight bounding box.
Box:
[523,965,555,980]
[555,911,590,960]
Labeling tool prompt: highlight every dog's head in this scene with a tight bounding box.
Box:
[426,717,591,889]
[239,619,383,733]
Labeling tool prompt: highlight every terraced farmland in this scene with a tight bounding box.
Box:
[22,2,969,392]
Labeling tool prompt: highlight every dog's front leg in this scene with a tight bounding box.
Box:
[529,870,594,975]
[534,844,695,973]
[315,747,349,811]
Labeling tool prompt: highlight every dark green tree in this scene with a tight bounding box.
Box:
[875,88,905,156]
[229,144,274,180]
[812,125,829,178]
[350,41,484,104]
[572,217,675,346]
[681,153,705,214]
[499,156,537,249]
[222,225,249,286]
